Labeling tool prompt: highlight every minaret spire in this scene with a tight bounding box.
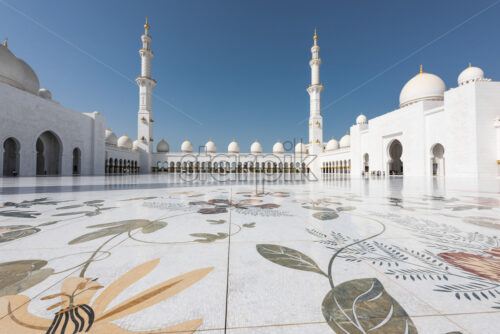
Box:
[136,18,156,159]
[144,17,150,35]
[307,28,324,155]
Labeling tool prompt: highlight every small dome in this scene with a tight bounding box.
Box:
[0,44,40,94]
[339,133,350,148]
[105,129,117,146]
[326,137,339,151]
[458,65,484,86]
[132,140,140,151]
[250,140,262,154]
[228,140,240,153]
[273,141,284,154]
[157,139,169,153]
[117,133,133,149]
[295,141,307,154]
[181,139,193,153]
[205,140,216,153]
[38,88,52,100]
[356,113,367,125]
[399,67,446,108]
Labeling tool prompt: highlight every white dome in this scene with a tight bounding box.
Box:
[157,139,169,153]
[250,140,262,154]
[295,141,307,154]
[273,141,284,154]
[399,68,446,108]
[458,65,484,86]
[132,140,140,151]
[181,139,193,153]
[205,140,216,153]
[326,137,339,151]
[38,88,52,100]
[0,44,40,95]
[339,133,350,148]
[117,134,133,149]
[228,140,240,153]
[105,129,117,146]
[356,113,367,125]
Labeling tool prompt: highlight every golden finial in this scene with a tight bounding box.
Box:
[419,64,423,74]
[469,62,472,68]
[3,37,7,48]
[313,28,318,41]
[144,17,150,32]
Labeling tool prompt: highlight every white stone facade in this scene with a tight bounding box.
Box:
[0,78,105,176]
[1,26,499,179]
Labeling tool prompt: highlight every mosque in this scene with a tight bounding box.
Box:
[1,20,499,178]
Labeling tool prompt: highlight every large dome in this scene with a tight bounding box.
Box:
[181,139,193,153]
[458,64,484,86]
[326,137,339,151]
[205,140,216,153]
[105,129,117,146]
[295,141,307,154]
[250,140,262,154]
[273,141,284,154]
[38,88,52,100]
[132,140,140,151]
[0,44,40,95]
[399,67,446,108]
[356,113,367,125]
[228,140,240,154]
[157,139,169,153]
[339,133,350,148]
[117,134,133,149]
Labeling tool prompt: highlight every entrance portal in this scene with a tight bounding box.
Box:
[388,140,403,175]
[431,143,445,176]
[73,148,81,175]
[36,131,61,175]
[3,137,20,176]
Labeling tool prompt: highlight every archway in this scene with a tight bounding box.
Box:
[363,153,369,173]
[388,140,403,175]
[72,148,81,175]
[431,143,445,176]
[3,137,20,176]
[36,131,61,175]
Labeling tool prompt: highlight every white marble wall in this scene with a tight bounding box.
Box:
[0,82,105,176]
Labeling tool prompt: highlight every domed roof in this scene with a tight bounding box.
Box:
[105,129,117,146]
[117,133,133,149]
[0,44,40,95]
[273,141,284,154]
[38,88,52,100]
[326,137,339,151]
[132,140,140,151]
[228,140,240,153]
[295,141,307,154]
[356,113,367,125]
[157,139,169,153]
[458,64,484,86]
[181,139,193,153]
[250,140,262,154]
[205,140,216,153]
[339,133,350,148]
[399,66,446,108]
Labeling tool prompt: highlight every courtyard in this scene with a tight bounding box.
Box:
[0,174,499,333]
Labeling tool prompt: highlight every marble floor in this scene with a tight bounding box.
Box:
[0,174,499,333]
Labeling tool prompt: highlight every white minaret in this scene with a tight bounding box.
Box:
[307,28,324,155]
[136,17,156,153]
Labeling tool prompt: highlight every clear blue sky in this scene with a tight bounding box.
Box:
[2,0,500,151]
